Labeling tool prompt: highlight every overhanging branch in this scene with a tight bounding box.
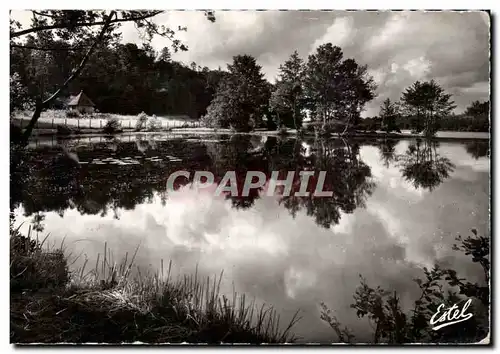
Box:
[10,43,92,51]
[11,10,163,38]
[20,10,117,144]
[42,11,117,106]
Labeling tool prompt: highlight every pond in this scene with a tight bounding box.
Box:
[11,133,490,343]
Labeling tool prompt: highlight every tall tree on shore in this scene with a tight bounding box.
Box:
[400,80,456,136]
[465,100,490,118]
[204,55,270,132]
[303,43,376,134]
[10,10,216,144]
[269,51,306,129]
[379,98,401,133]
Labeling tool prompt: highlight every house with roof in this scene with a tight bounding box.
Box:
[67,91,96,114]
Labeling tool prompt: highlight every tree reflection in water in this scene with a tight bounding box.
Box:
[9,135,468,230]
[376,138,399,168]
[464,139,490,160]
[278,137,375,228]
[396,138,455,191]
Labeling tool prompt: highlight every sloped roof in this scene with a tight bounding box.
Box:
[68,91,95,107]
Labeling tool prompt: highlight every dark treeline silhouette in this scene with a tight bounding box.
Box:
[11,42,226,118]
[363,93,489,134]
[9,10,217,142]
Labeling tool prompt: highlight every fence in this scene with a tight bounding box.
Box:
[27,132,196,149]
[17,116,203,131]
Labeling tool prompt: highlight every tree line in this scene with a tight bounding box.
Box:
[202,45,376,133]
[10,10,216,143]
[11,41,226,118]
[10,10,489,143]
[203,50,489,135]
[370,86,489,134]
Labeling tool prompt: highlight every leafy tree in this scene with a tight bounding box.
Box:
[204,55,270,132]
[400,80,456,136]
[269,51,306,130]
[379,98,401,133]
[465,100,489,118]
[10,72,31,113]
[10,10,216,144]
[304,43,376,134]
[358,116,382,132]
[464,100,490,132]
[400,112,489,132]
[157,47,172,62]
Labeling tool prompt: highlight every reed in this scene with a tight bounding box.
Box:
[10,227,301,344]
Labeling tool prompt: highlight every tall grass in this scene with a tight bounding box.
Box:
[10,224,68,292]
[10,229,301,344]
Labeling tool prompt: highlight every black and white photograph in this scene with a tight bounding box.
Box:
[9,8,491,345]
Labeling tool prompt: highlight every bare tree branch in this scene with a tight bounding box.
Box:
[21,10,117,143]
[11,11,163,38]
[11,43,91,51]
[31,10,57,18]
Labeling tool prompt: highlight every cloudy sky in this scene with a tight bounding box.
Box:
[12,10,490,117]
[122,10,490,117]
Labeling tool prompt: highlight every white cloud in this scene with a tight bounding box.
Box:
[309,16,353,53]
[403,56,432,78]
[367,12,410,49]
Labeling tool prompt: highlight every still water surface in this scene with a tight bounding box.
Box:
[12,134,490,342]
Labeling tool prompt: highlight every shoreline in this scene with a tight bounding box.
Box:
[26,127,490,142]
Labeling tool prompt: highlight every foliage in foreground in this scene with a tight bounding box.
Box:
[102,117,122,134]
[10,222,300,344]
[320,229,490,344]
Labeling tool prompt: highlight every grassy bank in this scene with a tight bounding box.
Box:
[10,225,300,344]
[11,110,201,131]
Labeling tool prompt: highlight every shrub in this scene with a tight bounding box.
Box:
[66,110,80,118]
[57,125,74,136]
[278,126,289,136]
[201,113,223,129]
[97,112,111,120]
[103,117,121,134]
[135,112,148,131]
[10,226,69,292]
[146,115,162,131]
[10,123,23,144]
